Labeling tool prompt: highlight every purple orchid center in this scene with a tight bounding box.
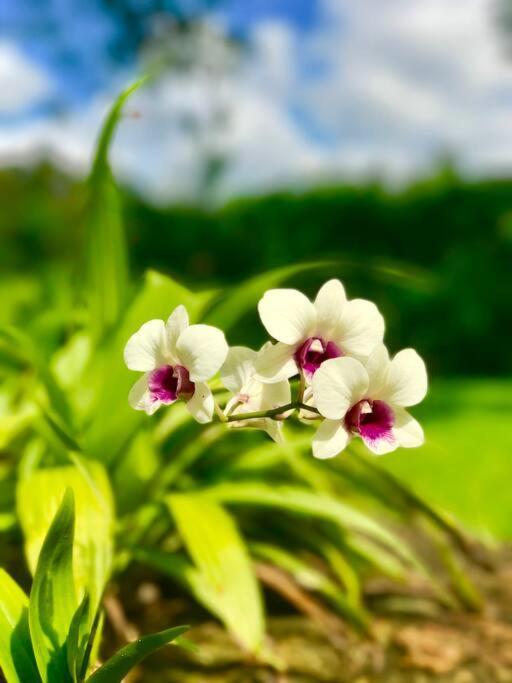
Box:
[295,337,343,378]
[148,364,195,404]
[345,399,394,444]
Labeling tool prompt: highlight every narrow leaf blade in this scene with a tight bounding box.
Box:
[29,489,77,683]
[0,569,40,683]
[86,626,188,683]
[85,79,146,338]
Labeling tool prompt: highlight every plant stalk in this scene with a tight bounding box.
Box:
[225,401,320,423]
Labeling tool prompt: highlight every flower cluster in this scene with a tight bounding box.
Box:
[124,279,427,458]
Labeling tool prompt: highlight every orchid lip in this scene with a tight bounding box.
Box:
[148,364,195,404]
[345,398,395,444]
[295,336,343,378]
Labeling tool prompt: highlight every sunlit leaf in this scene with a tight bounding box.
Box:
[17,460,114,616]
[29,489,77,683]
[167,493,265,654]
[0,569,40,683]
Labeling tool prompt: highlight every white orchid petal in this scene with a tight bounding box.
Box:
[262,419,285,443]
[221,346,257,394]
[312,357,369,420]
[258,288,316,345]
[336,299,384,359]
[260,378,291,410]
[360,430,398,456]
[176,324,228,382]
[128,374,161,415]
[124,319,167,371]
[365,344,391,396]
[254,341,298,383]
[314,279,347,339]
[186,382,214,423]
[393,407,425,448]
[312,419,350,459]
[166,305,189,357]
[384,349,428,407]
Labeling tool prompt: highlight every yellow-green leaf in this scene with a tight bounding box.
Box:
[0,569,40,683]
[29,489,77,683]
[167,493,265,654]
[17,460,114,615]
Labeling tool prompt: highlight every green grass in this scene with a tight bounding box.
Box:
[382,378,512,541]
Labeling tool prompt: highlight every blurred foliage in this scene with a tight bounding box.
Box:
[0,83,510,678]
[383,378,512,540]
[1,163,511,376]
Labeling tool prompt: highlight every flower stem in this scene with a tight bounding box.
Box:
[214,401,228,422]
[297,371,306,404]
[225,401,320,423]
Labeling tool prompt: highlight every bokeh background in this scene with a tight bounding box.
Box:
[1,0,511,537]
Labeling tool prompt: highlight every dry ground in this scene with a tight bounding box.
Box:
[101,547,512,683]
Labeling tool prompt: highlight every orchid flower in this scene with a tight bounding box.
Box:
[221,345,291,442]
[124,305,228,423]
[255,279,384,384]
[124,280,428,460]
[311,346,427,459]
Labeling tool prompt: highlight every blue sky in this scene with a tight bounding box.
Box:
[0,0,322,111]
[1,0,511,203]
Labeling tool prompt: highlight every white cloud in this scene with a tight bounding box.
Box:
[304,0,512,177]
[0,41,53,114]
[1,0,512,201]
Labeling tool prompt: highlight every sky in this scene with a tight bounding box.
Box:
[0,0,511,203]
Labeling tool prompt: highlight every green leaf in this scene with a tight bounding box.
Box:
[198,482,421,570]
[0,569,40,683]
[77,609,103,683]
[17,461,114,618]
[203,261,340,331]
[85,79,146,339]
[0,325,73,433]
[29,489,77,683]
[86,625,189,683]
[167,493,265,654]
[66,593,91,683]
[250,543,370,633]
[202,258,431,333]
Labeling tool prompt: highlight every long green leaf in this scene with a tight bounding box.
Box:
[203,261,340,331]
[250,543,370,633]
[203,258,432,332]
[0,570,40,683]
[66,593,90,683]
[86,626,189,683]
[167,493,265,654]
[85,79,146,339]
[198,482,421,570]
[29,489,77,683]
